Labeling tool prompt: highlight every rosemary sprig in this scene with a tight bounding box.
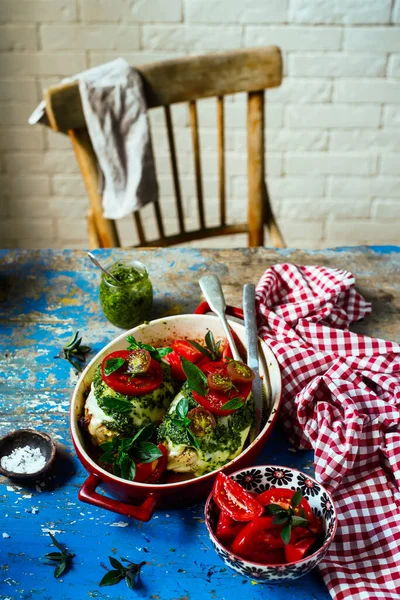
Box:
[45,533,75,578]
[99,556,146,589]
[61,331,91,372]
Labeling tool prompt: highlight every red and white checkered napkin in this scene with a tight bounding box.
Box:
[255,263,400,600]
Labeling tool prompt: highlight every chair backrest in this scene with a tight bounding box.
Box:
[44,46,284,249]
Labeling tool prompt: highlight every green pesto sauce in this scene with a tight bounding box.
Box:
[93,362,175,435]
[99,261,153,329]
[158,382,255,456]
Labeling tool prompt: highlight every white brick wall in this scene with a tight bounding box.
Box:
[0,0,399,250]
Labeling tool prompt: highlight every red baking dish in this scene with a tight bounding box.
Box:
[70,305,282,522]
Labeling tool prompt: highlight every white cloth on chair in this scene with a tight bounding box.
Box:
[29,58,158,220]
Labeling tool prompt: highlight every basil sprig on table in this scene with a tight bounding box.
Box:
[188,331,221,361]
[126,335,172,362]
[45,533,75,579]
[265,489,309,545]
[99,556,146,590]
[172,397,200,449]
[61,330,91,372]
[99,423,162,481]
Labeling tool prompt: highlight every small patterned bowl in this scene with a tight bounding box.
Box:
[204,465,337,583]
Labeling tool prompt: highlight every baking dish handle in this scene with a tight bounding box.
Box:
[195,301,244,320]
[78,474,158,522]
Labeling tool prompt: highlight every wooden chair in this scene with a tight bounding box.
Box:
[42,47,285,249]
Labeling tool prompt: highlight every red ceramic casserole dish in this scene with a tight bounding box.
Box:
[70,307,282,522]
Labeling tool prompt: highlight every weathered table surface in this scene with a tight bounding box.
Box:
[0,246,399,600]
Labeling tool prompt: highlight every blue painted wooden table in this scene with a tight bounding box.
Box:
[1,247,399,600]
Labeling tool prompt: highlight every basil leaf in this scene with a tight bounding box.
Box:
[181,357,207,396]
[183,417,191,427]
[205,331,219,359]
[172,417,184,427]
[45,552,64,562]
[120,438,134,451]
[291,516,309,528]
[54,560,67,578]
[133,442,162,464]
[291,489,303,508]
[220,397,244,411]
[120,456,135,481]
[299,506,306,519]
[49,533,64,553]
[104,357,125,376]
[186,429,200,450]
[99,441,114,452]
[109,557,124,570]
[101,397,132,414]
[176,397,189,420]
[281,522,292,546]
[265,503,285,515]
[131,422,155,444]
[187,340,212,360]
[272,513,290,525]
[153,347,172,359]
[99,570,124,587]
[99,451,114,464]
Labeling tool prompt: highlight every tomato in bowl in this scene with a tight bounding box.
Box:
[204,466,337,583]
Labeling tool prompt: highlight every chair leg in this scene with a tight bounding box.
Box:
[87,208,101,249]
[263,181,286,248]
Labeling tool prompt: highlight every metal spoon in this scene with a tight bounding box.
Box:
[87,252,120,285]
[199,274,241,361]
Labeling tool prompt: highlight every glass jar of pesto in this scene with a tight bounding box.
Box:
[99,260,153,329]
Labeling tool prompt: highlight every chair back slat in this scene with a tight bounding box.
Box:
[247,91,265,247]
[164,106,185,234]
[133,211,146,245]
[217,96,226,227]
[189,100,206,230]
[153,200,166,241]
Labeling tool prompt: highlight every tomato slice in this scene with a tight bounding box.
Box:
[192,361,252,416]
[258,488,313,520]
[135,443,168,484]
[284,527,316,563]
[164,350,186,381]
[216,511,245,545]
[213,472,264,522]
[101,350,163,396]
[231,516,285,562]
[171,340,203,363]
[188,407,216,436]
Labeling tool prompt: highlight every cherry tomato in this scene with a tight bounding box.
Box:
[135,444,168,484]
[127,348,151,374]
[231,517,286,562]
[188,407,216,436]
[164,350,186,381]
[284,527,316,563]
[216,511,245,545]
[171,340,203,363]
[258,488,313,520]
[213,472,264,521]
[101,351,163,396]
[207,372,235,393]
[226,360,255,384]
[193,361,252,416]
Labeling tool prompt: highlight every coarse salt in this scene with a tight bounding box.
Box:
[1,446,46,474]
